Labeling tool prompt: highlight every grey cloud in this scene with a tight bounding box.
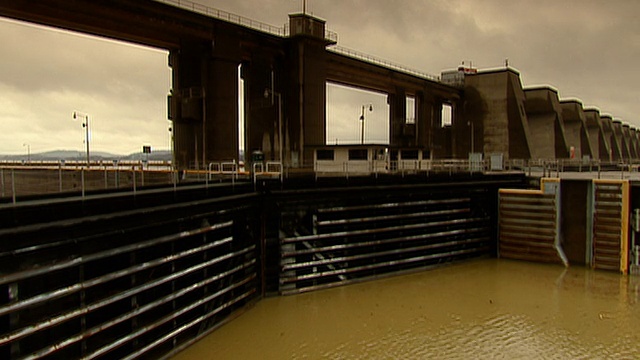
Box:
[1,0,639,154]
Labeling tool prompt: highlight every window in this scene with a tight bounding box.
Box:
[401,150,419,160]
[316,149,334,161]
[441,104,452,127]
[406,96,416,124]
[348,149,368,160]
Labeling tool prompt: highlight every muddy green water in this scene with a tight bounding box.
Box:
[173,259,640,359]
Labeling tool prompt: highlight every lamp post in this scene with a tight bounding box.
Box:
[73,111,90,166]
[359,104,373,144]
[264,88,283,167]
[23,143,30,163]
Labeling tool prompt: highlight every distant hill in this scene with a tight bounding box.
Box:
[0,149,172,162]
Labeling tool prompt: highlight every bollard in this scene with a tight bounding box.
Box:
[1,168,4,198]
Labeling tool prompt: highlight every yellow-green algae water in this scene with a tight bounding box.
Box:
[173,259,640,359]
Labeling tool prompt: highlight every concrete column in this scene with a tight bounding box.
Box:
[600,115,619,161]
[431,101,445,158]
[560,100,594,160]
[243,58,280,162]
[464,71,510,159]
[286,14,332,168]
[584,109,606,161]
[416,91,434,157]
[612,121,629,161]
[613,120,633,160]
[524,88,568,160]
[388,88,407,147]
[205,35,241,164]
[204,58,239,164]
[450,99,468,158]
[169,38,241,169]
[631,129,640,160]
[460,86,486,159]
[169,45,204,170]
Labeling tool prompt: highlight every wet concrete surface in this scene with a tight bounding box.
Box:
[173,259,640,359]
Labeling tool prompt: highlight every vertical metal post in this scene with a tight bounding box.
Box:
[81,168,85,199]
[130,251,139,349]
[1,168,4,198]
[277,93,283,173]
[173,170,177,191]
[104,165,108,189]
[59,163,63,193]
[9,282,20,356]
[141,164,145,187]
[11,169,16,204]
[133,168,137,195]
[79,264,87,355]
[85,115,90,166]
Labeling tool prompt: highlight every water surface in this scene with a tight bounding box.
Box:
[174,259,640,359]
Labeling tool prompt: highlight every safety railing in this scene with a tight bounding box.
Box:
[155,0,286,37]
[312,157,640,179]
[329,46,441,82]
[0,164,179,204]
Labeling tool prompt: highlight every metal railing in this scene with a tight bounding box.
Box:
[5,157,640,204]
[329,46,441,82]
[312,157,640,179]
[155,0,286,37]
[154,0,451,85]
[0,163,179,204]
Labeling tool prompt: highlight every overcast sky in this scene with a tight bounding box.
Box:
[1,0,638,155]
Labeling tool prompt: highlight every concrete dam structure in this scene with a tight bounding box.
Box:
[2,0,636,171]
[443,67,640,163]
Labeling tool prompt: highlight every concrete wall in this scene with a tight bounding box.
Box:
[584,109,609,161]
[560,100,593,160]
[612,120,630,160]
[464,69,532,160]
[524,87,568,159]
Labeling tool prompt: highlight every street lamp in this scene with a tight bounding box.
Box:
[264,88,283,166]
[22,143,30,163]
[73,111,90,166]
[359,104,373,144]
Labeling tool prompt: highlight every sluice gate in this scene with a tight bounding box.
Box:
[0,184,262,359]
[0,174,525,358]
[499,179,567,266]
[591,180,629,272]
[270,177,517,295]
[499,178,635,274]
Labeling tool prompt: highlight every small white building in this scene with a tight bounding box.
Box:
[313,145,387,175]
[313,145,431,176]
